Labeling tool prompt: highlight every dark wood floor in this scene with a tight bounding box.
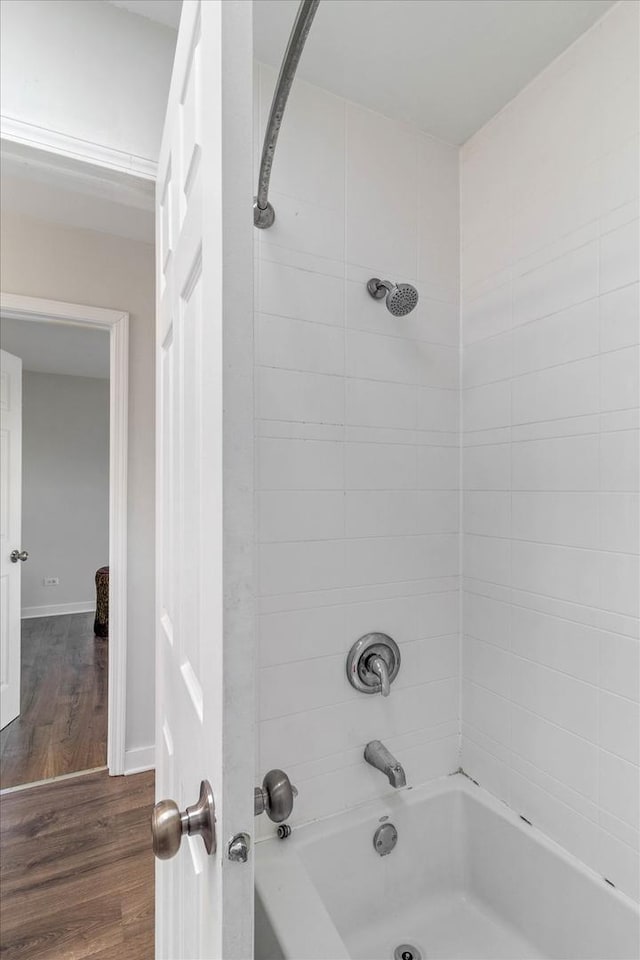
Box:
[0,769,155,959]
[0,614,107,790]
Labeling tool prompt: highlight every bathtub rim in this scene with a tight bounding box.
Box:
[255,771,640,959]
[257,771,638,912]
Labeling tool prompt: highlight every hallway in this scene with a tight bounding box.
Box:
[0,769,154,959]
[0,614,107,790]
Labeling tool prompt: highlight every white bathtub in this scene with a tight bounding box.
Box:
[255,774,640,960]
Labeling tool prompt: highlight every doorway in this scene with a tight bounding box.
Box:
[0,295,129,789]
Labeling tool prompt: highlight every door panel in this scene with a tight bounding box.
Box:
[0,349,22,731]
[155,2,254,957]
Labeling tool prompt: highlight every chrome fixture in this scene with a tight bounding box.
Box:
[254,0,320,228]
[151,780,216,860]
[227,832,251,863]
[373,821,398,856]
[346,632,401,697]
[255,769,298,823]
[10,549,28,563]
[394,945,423,960]
[366,278,419,316]
[364,740,407,788]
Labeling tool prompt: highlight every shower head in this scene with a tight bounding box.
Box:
[366,278,419,316]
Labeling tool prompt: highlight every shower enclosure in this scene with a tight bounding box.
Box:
[252,0,639,957]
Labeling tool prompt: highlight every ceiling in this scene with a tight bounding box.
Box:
[1,317,110,379]
[253,0,615,143]
[108,0,181,29]
[1,140,155,243]
[104,0,615,144]
[1,0,614,241]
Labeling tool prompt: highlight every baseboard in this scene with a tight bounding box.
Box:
[124,745,155,775]
[22,601,95,619]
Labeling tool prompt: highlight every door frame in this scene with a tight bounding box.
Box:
[0,291,129,775]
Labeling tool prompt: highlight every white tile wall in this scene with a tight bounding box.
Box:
[254,64,460,834]
[460,1,640,902]
[252,0,638,906]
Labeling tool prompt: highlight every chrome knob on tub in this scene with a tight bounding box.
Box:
[10,549,28,563]
[346,633,401,697]
[254,769,298,823]
[151,780,216,859]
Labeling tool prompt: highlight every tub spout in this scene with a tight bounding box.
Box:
[364,740,407,788]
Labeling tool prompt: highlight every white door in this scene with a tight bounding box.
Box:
[154,2,254,958]
[0,349,23,730]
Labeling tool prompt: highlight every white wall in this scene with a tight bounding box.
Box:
[21,370,110,615]
[0,210,156,764]
[460,1,639,902]
[0,0,175,173]
[254,65,461,833]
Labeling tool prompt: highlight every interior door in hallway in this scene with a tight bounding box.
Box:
[1,349,23,730]
[154,2,254,958]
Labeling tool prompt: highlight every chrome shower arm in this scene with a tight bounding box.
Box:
[254,0,320,229]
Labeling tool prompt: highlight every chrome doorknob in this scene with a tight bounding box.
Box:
[151,780,216,860]
[254,769,297,823]
[10,550,28,563]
